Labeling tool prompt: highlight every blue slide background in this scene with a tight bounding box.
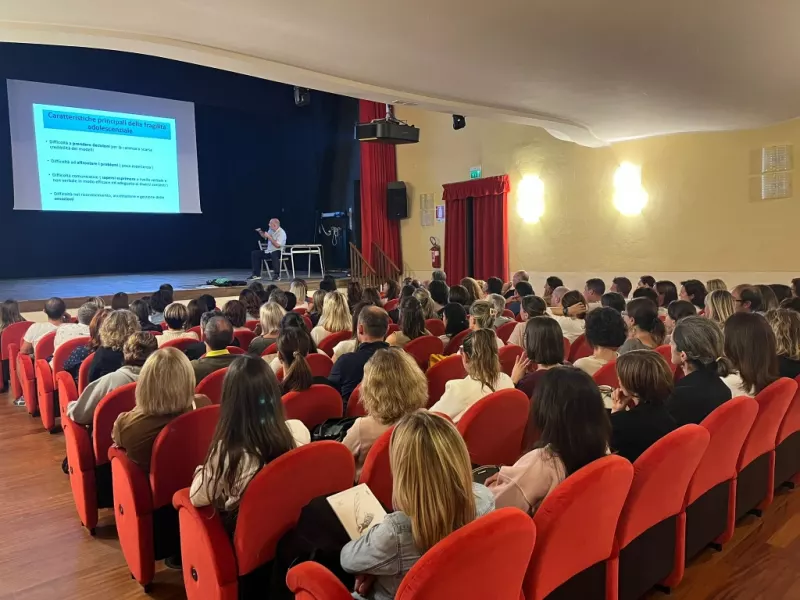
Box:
[32,104,180,213]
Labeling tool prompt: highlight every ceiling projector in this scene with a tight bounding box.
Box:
[355,104,419,144]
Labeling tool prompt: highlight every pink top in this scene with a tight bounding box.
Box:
[488,447,566,514]
[342,415,392,481]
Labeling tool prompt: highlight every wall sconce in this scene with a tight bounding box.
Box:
[517,175,545,223]
[613,162,648,215]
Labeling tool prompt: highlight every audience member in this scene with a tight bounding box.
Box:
[792,278,800,298]
[770,284,793,305]
[400,284,416,302]
[283,291,297,312]
[611,277,633,299]
[757,284,780,312]
[239,289,261,321]
[429,329,513,422]
[512,317,565,398]
[112,348,203,472]
[509,281,534,316]
[157,303,200,347]
[631,286,659,304]
[460,277,483,305]
[782,297,800,313]
[249,302,285,355]
[0,299,25,335]
[291,279,310,310]
[427,280,449,316]
[668,317,733,426]
[280,311,311,333]
[159,283,174,305]
[20,297,67,355]
[583,278,606,310]
[655,280,678,314]
[308,289,327,327]
[638,275,656,289]
[594,290,623,314]
[706,278,727,292]
[192,315,237,383]
[381,280,400,305]
[328,306,389,402]
[266,315,317,373]
[63,308,111,381]
[343,348,428,479]
[319,275,338,293]
[111,292,129,310]
[346,280,363,312]
[431,269,447,283]
[341,411,494,598]
[222,300,250,332]
[489,294,513,328]
[574,307,627,375]
[54,301,98,350]
[664,300,697,343]
[704,290,736,326]
[89,310,140,383]
[190,355,308,519]
[503,270,530,298]
[447,284,471,307]
[550,290,587,343]
[311,292,351,346]
[130,299,161,333]
[413,288,438,320]
[183,299,204,329]
[67,332,158,425]
[507,295,547,347]
[731,284,762,314]
[333,302,370,363]
[680,279,707,312]
[487,366,610,513]
[542,276,564,305]
[548,285,569,309]
[765,308,800,379]
[440,302,470,347]
[247,280,265,294]
[148,291,169,325]
[610,350,677,462]
[277,327,325,394]
[722,312,779,397]
[386,297,429,348]
[198,293,217,312]
[486,277,504,296]
[619,298,665,354]
[268,288,288,310]
[468,300,505,348]
[360,287,382,307]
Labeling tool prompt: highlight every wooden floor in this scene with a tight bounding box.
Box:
[2,390,800,600]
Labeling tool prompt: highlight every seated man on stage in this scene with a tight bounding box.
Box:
[249,218,287,281]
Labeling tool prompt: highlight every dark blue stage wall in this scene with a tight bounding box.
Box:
[0,43,360,279]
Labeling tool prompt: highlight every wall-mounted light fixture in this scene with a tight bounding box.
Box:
[613,162,648,215]
[517,175,545,223]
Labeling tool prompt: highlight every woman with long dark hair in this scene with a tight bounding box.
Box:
[239,289,261,321]
[277,327,318,394]
[618,298,666,354]
[439,302,469,346]
[386,296,429,348]
[722,312,779,397]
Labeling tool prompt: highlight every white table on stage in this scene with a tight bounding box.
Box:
[285,244,325,279]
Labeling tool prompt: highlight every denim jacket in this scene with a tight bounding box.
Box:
[340,483,495,600]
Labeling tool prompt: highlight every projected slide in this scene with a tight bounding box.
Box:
[8,80,201,214]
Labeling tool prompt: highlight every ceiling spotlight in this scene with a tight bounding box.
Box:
[452,115,466,130]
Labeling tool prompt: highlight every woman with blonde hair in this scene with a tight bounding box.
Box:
[310,291,351,345]
[469,299,504,348]
[765,308,800,379]
[429,329,513,422]
[248,302,286,355]
[112,347,203,471]
[413,288,438,320]
[341,411,494,599]
[89,309,140,383]
[704,290,736,326]
[706,278,727,292]
[290,279,309,310]
[64,308,112,381]
[342,349,428,478]
[159,302,201,346]
[460,277,484,305]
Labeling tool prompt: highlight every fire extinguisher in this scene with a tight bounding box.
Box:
[430,236,442,269]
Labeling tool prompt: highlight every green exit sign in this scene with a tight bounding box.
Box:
[469,165,482,179]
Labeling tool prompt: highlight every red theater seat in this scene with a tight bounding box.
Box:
[608,425,709,600]
[1,321,32,395]
[457,388,529,466]
[496,321,518,345]
[282,385,343,430]
[774,374,800,488]
[345,384,365,418]
[443,329,469,356]
[498,344,524,377]
[426,354,467,408]
[227,346,246,355]
[502,308,515,320]
[111,405,220,591]
[593,361,619,388]
[36,335,89,432]
[160,337,199,352]
[405,335,444,371]
[195,367,228,404]
[277,353,334,381]
[318,331,352,357]
[245,319,259,331]
[568,333,591,362]
[424,318,445,337]
[358,426,395,509]
[303,315,313,331]
[263,342,278,357]
[384,299,399,312]
[654,345,678,375]
[188,325,202,339]
[77,352,96,394]
[287,508,536,600]
[524,455,633,600]
[18,330,56,416]
[173,442,354,600]
[233,329,256,349]
[293,307,308,315]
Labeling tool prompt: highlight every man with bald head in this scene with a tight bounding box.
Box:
[327,305,390,403]
[250,217,287,281]
[20,297,67,355]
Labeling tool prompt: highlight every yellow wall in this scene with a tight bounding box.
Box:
[396,107,799,289]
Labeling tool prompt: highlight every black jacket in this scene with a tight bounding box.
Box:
[666,369,732,427]
[611,403,676,463]
[88,347,124,384]
[327,341,389,401]
[779,356,800,380]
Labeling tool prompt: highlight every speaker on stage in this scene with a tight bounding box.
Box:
[387,181,408,220]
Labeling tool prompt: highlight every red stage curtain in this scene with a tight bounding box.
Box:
[442,174,510,283]
[359,100,402,268]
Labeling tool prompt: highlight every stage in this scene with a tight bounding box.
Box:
[1,270,348,312]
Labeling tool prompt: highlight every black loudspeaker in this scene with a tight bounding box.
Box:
[387,181,408,220]
[294,87,311,107]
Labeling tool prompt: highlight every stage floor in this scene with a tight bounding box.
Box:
[1,269,345,311]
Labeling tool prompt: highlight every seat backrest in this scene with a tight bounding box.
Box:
[384,299,399,312]
[77,352,96,394]
[443,329,470,356]
[245,319,259,331]
[777,374,800,445]
[293,307,308,315]
[1,321,33,359]
[234,442,355,575]
[53,336,90,377]
[687,396,758,505]
[615,425,710,549]
[525,455,634,600]
[318,330,352,357]
[654,345,678,374]
[57,370,78,418]
[738,378,797,470]
[195,367,228,404]
[188,325,203,339]
[592,360,618,387]
[358,426,395,509]
[34,330,57,361]
[562,337,571,360]
[92,382,137,466]
[150,405,220,508]
[424,319,445,337]
[457,388,530,466]
[387,323,401,335]
[160,337,199,352]
[567,334,591,362]
[306,353,334,378]
[345,384,366,417]
[501,308,516,320]
[263,342,278,357]
[498,344,524,376]
[396,508,536,600]
[227,345,246,355]
[496,321,518,344]
[233,329,256,349]
[282,384,344,429]
[404,335,444,371]
[426,355,467,408]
